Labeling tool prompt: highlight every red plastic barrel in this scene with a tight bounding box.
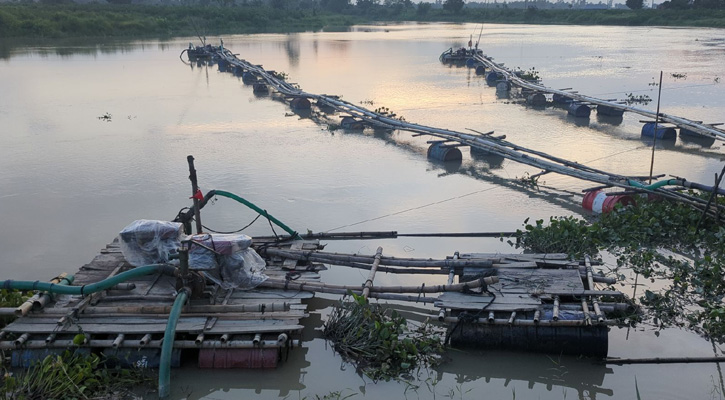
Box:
[582,190,636,214]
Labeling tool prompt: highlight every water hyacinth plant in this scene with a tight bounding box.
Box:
[323,292,443,381]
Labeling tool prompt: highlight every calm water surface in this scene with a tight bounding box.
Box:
[1,23,724,399]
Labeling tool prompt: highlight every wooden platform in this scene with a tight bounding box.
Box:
[1,238,323,368]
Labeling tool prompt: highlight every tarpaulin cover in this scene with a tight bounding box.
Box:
[119,220,183,266]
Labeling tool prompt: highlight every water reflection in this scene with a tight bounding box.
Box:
[640,137,678,150]
[679,132,717,148]
[0,37,174,60]
[436,350,614,399]
[596,114,624,126]
[565,114,591,128]
[283,34,301,67]
[175,347,310,399]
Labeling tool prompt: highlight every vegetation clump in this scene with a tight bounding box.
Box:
[323,292,443,381]
[624,93,652,105]
[1,351,153,400]
[510,196,725,341]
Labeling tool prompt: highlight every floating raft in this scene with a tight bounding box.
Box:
[249,246,628,357]
[1,238,324,369]
[439,253,625,357]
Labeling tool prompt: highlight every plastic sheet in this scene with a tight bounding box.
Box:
[119,220,183,267]
[188,233,267,290]
[188,233,253,271]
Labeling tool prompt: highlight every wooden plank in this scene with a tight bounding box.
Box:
[491,268,584,295]
[436,291,541,311]
[434,301,541,312]
[229,289,314,299]
[282,241,304,269]
[460,253,569,260]
[438,292,540,305]
[492,262,538,268]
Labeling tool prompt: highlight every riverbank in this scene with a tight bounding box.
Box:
[0,4,723,39]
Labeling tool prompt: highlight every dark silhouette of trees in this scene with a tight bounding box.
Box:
[625,0,643,8]
[443,0,465,13]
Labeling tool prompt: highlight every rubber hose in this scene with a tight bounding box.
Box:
[213,190,299,238]
[158,288,190,398]
[627,179,679,191]
[0,264,176,295]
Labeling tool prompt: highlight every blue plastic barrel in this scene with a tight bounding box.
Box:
[526,93,547,107]
[290,97,311,110]
[428,142,463,162]
[485,71,500,85]
[496,81,511,92]
[242,72,256,84]
[680,128,716,147]
[233,66,244,77]
[217,59,227,72]
[252,83,268,93]
[568,103,591,118]
[596,104,624,117]
[552,93,572,104]
[475,65,486,75]
[641,122,676,140]
[466,58,477,68]
[341,116,364,130]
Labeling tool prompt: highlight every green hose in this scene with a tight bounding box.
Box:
[1,264,174,295]
[214,190,299,238]
[159,287,189,399]
[627,179,680,191]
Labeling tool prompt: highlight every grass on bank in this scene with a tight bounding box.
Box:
[1,4,724,39]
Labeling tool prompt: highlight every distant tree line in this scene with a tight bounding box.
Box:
[0,1,724,39]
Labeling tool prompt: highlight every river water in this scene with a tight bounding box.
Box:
[1,23,724,399]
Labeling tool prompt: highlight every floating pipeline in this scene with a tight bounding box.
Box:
[471,53,725,140]
[191,44,725,215]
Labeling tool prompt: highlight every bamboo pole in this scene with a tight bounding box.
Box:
[362,247,383,299]
[585,256,604,323]
[260,275,498,295]
[263,248,494,268]
[438,254,458,321]
[15,273,71,316]
[0,339,299,350]
[112,334,125,348]
[605,356,725,365]
[257,230,518,241]
[139,334,152,346]
[36,302,292,315]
